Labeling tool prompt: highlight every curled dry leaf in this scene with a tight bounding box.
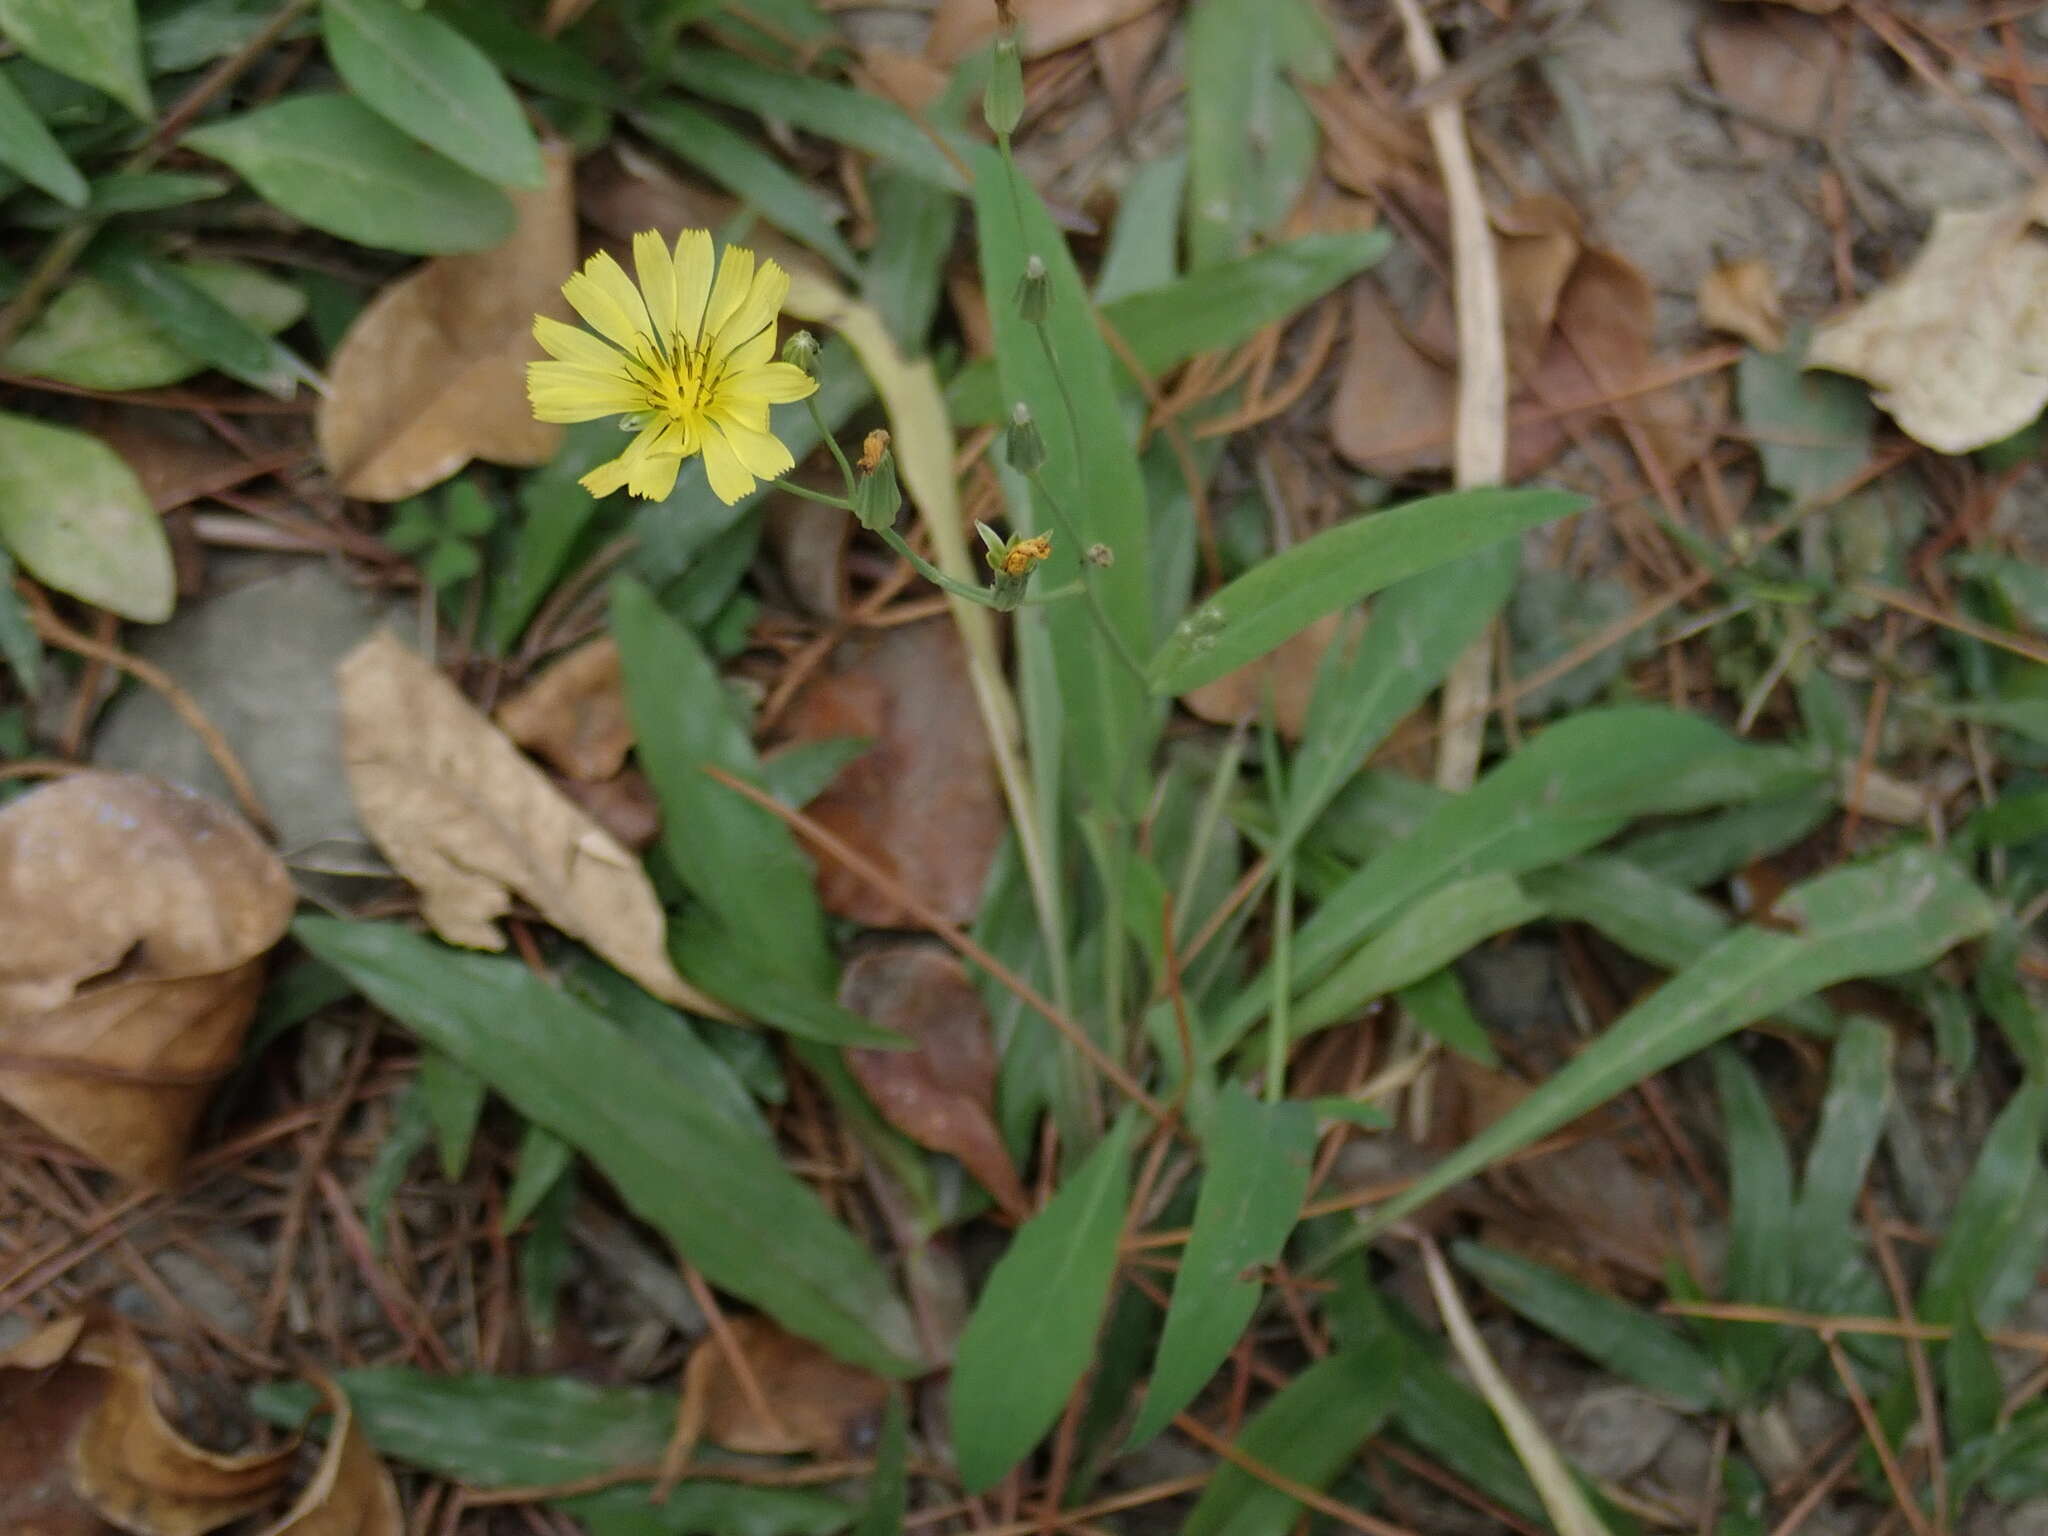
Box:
[1300,79,1427,201]
[337,629,721,1017]
[1330,283,1458,478]
[0,1311,294,1535]
[495,636,635,782]
[1808,182,2048,454]
[1181,613,1345,742]
[673,1315,890,1461]
[255,1375,401,1536]
[317,144,574,502]
[1493,195,1583,379]
[1697,9,1838,158]
[0,772,293,1186]
[773,619,1002,929]
[1698,256,1785,353]
[839,943,1029,1219]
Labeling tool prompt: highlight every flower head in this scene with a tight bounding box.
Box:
[527,231,818,505]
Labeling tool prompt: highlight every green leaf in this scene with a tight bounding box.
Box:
[1184,0,1328,268]
[949,230,1388,423]
[1453,1241,1719,1410]
[324,0,542,187]
[1359,846,1996,1239]
[361,1082,433,1249]
[503,1119,574,1230]
[1180,1349,1398,1536]
[0,549,41,694]
[1152,488,1580,694]
[1790,1016,1892,1294]
[1711,1049,1796,1399]
[11,170,229,227]
[671,50,965,190]
[669,917,906,1050]
[295,918,921,1375]
[1919,1083,2047,1329]
[633,99,858,276]
[487,450,604,652]
[952,1113,1136,1491]
[519,1164,575,1343]
[1397,967,1496,1066]
[1213,706,1820,1054]
[1127,1086,1315,1449]
[862,168,955,356]
[82,238,293,394]
[1737,329,1873,504]
[0,60,83,203]
[973,143,1154,814]
[1944,1311,2001,1454]
[567,1485,853,1536]
[611,577,835,991]
[416,1048,487,1181]
[851,1395,908,1536]
[4,259,303,390]
[0,410,170,621]
[431,0,617,106]
[0,0,149,117]
[184,94,514,254]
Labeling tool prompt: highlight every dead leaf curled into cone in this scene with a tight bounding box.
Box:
[256,1375,402,1536]
[0,771,293,1186]
[839,944,1030,1219]
[668,1315,891,1466]
[1698,256,1785,353]
[317,144,575,502]
[1808,181,2048,454]
[337,629,726,1018]
[495,636,636,783]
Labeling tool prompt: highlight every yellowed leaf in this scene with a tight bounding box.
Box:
[317,144,574,502]
[1809,182,2048,454]
[1698,256,1785,352]
[0,1311,296,1536]
[0,772,293,1186]
[337,629,724,1018]
[253,1376,401,1536]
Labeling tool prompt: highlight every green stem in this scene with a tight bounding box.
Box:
[804,395,859,501]
[1022,468,1149,685]
[770,477,854,512]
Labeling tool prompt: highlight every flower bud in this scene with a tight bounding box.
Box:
[1005,402,1046,474]
[854,429,901,532]
[986,529,1053,611]
[984,34,1024,138]
[781,329,820,377]
[1013,254,1049,325]
[1086,542,1114,568]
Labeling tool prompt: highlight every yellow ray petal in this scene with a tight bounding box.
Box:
[633,231,680,351]
[533,315,626,371]
[708,413,796,480]
[710,259,789,365]
[527,361,648,423]
[674,230,715,348]
[700,424,757,505]
[717,360,818,406]
[702,245,756,348]
[627,451,684,500]
[563,250,653,351]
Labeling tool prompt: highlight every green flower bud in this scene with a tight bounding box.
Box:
[986,529,1053,611]
[1013,254,1049,326]
[781,329,820,376]
[1005,402,1046,474]
[854,428,901,532]
[984,34,1024,138]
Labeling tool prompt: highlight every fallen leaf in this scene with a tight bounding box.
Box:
[765,496,852,621]
[850,50,952,118]
[1697,9,1838,159]
[557,768,662,853]
[1300,81,1427,202]
[337,629,722,1016]
[89,409,275,514]
[1698,256,1785,353]
[0,772,293,1185]
[496,636,635,782]
[1808,182,2048,454]
[1493,195,1584,380]
[1092,7,1171,126]
[0,1312,294,1535]
[255,1375,401,1536]
[927,0,1162,63]
[674,1315,890,1460]
[772,618,1002,929]
[316,143,574,502]
[839,943,1029,1218]
[1181,613,1344,741]
[1329,283,1457,478]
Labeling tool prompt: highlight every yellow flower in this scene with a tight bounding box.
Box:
[527,231,818,504]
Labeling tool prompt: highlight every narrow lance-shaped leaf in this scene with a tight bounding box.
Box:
[1357,846,1996,1239]
[1150,488,1582,695]
[294,918,923,1376]
[1126,1087,1316,1448]
[1918,1084,2048,1328]
[0,0,149,118]
[951,1114,1136,1491]
[0,62,85,204]
[0,410,172,622]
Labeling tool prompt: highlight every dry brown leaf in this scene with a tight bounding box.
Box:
[557,768,661,853]
[1330,283,1457,478]
[673,1315,890,1461]
[337,629,721,1016]
[1696,9,1837,158]
[1092,6,1171,126]
[1181,613,1345,741]
[1300,81,1427,202]
[0,772,293,1186]
[839,944,1028,1218]
[765,496,852,621]
[850,50,951,118]
[0,1312,296,1536]
[1494,195,1584,380]
[90,409,266,513]
[254,1376,401,1536]
[773,618,1002,929]
[1698,256,1785,353]
[1808,182,2048,454]
[496,637,634,782]
[927,0,1162,63]
[317,144,574,502]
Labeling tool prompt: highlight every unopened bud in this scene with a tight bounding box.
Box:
[984,34,1024,138]
[854,429,901,532]
[781,329,820,376]
[1086,542,1113,568]
[1014,254,1049,325]
[1005,402,1046,474]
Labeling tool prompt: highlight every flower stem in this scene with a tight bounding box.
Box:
[804,396,860,502]
[769,477,854,512]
